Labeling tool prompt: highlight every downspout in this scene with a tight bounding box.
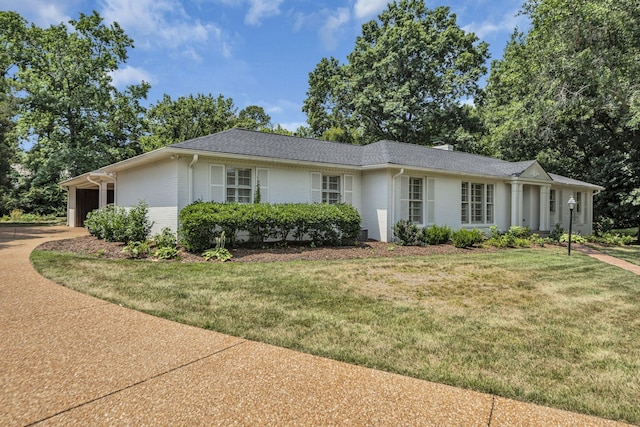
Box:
[188,154,199,204]
[86,174,103,203]
[390,168,405,240]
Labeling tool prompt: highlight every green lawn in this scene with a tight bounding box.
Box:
[32,247,640,424]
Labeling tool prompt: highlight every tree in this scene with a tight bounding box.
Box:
[236,105,271,130]
[303,0,489,146]
[7,12,149,215]
[140,93,237,151]
[0,12,27,214]
[482,0,640,227]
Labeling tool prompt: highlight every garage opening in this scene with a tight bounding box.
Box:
[75,188,114,227]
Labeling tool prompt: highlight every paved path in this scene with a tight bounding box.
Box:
[0,226,629,426]
[574,244,640,275]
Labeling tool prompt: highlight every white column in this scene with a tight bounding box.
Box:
[539,185,550,231]
[510,182,523,228]
[99,181,108,208]
[67,186,77,227]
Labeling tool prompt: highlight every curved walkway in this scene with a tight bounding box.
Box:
[0,226,628,426]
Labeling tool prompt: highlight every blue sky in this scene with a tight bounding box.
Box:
[1,0,529,131]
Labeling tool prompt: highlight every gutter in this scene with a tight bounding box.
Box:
[188,154,199,204]
[390,168,405,240]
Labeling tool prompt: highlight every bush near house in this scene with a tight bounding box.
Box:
[179,202,362,253]
[85,201,153,243]
[392,221,454,247]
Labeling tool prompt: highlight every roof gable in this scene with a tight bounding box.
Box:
[513,161,553,181]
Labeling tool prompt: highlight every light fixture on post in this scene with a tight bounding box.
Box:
[567,197,576,256]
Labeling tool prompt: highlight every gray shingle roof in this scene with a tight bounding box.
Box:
[169,129,602,189]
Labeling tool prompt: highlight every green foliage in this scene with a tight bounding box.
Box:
[585,232,635,246]
[121,241,150,259]
[153,246,179,260]
[85,201,152,243]
[202,247,233,262]
[482,0,640,227]
[451,228,485,248]
[303,0,489,146]
[140,93,238,151]
[421,225,452,245]
[179,202,362,253]
[594,217,615,236]
[559,233,586,244]
[153,227,177,249]
[392,219,421,246]
[2,11,148,216]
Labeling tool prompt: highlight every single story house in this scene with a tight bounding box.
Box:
[60,128,603,241]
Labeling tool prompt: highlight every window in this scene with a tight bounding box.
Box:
[226,167,252,203]
[322,175,341,204]
[575,192,581,214]
[471,184,484,223]
[461,182,469,224]
[409,177,423,224]
[461,182,494,225]
[549,189,556,213]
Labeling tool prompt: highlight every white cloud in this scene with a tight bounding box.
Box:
[109,65,155,88]
[319,7,350,50]
[245,0,284,26]
[0,0,71,26]
[462,8,527,39]
[353,0,387,20]
[99,0,227,56]
[279,121,307,132]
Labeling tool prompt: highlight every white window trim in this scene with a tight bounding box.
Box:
[461,181,495,226]
[408,177,424,224]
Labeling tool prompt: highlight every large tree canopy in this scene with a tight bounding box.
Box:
[140,94,279,151]
[1,11,149,214]
[303,0,489,145]
[482,0,640,228]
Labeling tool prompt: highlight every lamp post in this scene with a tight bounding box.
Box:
[567,197,576,256]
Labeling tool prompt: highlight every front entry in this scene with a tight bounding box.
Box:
[522,185,540,230]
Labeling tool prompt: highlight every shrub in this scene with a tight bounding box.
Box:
[85,200,153,243]
[179,202,362,252]
[549,223,564,242]
[153,227,177,249]
[85,204,128,242]
[392,219,421,246]
[126,201,153,242]
[451,228,485,248]
[585,232,635,246]
[121,240,151,259]
[421,225,452,245]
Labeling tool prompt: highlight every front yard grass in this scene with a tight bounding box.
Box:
[31,247,640,424]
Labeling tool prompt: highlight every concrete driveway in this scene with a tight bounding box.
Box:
[0,226,627,426]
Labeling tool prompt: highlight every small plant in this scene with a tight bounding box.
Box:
[421,225,452,245]
[153,227,177,249]
[202,247,232,262]
[451,228,485,248]
[121,241,151,259]
[10,209,24,221]
[559,233,586,244]
[549,223,564,242]
[154,246,180,260]
[202,231,233,262]
[393,219,421,246]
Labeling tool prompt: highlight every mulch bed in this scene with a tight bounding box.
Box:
[36,235,496,263]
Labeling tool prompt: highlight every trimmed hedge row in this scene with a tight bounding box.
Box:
[179,202,362,252]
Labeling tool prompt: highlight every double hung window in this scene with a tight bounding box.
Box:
[461,182,494,225]
[226,167,252,203]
